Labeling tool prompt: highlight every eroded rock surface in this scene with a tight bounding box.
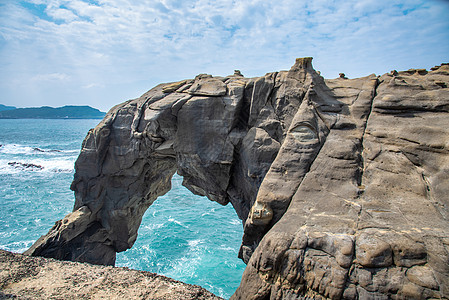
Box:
[0,249,221,299]
[26,58,449,299]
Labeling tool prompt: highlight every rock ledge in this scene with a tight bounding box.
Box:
[0,250,221,300]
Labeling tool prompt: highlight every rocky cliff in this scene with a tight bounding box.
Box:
[26,58,449,299]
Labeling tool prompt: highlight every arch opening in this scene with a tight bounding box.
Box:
[115,174,246,299]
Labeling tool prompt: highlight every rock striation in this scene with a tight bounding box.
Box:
[26,58,449,299]
[0,249,221,299]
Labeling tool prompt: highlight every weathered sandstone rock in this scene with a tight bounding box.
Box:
[26,58,449,299]
[0,249,221,299]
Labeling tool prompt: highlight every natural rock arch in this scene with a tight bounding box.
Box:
[26,58,449,299]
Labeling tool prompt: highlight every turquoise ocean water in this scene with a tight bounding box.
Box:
[0,119,245,299]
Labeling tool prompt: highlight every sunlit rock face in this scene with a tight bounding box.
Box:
[26,58,449,299]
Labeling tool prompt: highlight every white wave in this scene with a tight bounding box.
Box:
[229,219,241,226]
[188,239,204,248]
[34,158,75,172]
[218,245,236,252]
[164,255,202,279]
[0,240,35,254]
[201,208,219,217]
[168,217,184,226]
[0,158,75,174]
[0,143,78,156]
[0,144,35,155]
[143,223,164,230]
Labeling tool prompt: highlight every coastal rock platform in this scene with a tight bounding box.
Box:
[0,249,221,299]
[25,58,449,299]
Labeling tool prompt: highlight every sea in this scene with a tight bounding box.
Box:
[0,119,246,299]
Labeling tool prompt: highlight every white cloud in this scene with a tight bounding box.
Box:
[31,73,70,82]
[45,6,79,22]
[0,0,448,111]
[82,83,104,89]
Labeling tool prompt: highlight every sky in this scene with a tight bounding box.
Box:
[1,0,448,112]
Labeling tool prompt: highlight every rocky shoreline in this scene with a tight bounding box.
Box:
[0,249,221,299]
[23,58,449,299]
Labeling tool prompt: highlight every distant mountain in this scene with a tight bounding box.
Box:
[0,105,106,119]
[0,104,17,112]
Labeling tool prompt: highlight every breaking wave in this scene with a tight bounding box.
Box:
[0,144,78,155]
[0,159,75,174]
[0,143,78,174]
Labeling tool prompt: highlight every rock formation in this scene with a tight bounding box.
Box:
[0,249,221,299]
[26,58,449,299]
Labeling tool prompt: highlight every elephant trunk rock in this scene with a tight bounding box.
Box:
[27,58,449,299]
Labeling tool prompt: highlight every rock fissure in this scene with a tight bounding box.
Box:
[25,58,449,299]
[354,77,379,239]
[358,77,379,186]
[398,136,421,145]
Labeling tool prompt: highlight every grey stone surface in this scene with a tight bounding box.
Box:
[26,58,449,299]
[0,249,221,299]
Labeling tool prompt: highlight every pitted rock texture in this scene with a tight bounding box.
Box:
[26,58,449,299]
[0,249,221,299]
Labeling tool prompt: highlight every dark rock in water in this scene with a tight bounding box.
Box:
[33,147,61,153]
[8,162,44,170]
[0,249,221,300]
[26,58,449,299]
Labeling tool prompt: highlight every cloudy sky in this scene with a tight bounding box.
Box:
[1,0,448,112]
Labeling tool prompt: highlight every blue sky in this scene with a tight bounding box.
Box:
[1,0,448,112]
